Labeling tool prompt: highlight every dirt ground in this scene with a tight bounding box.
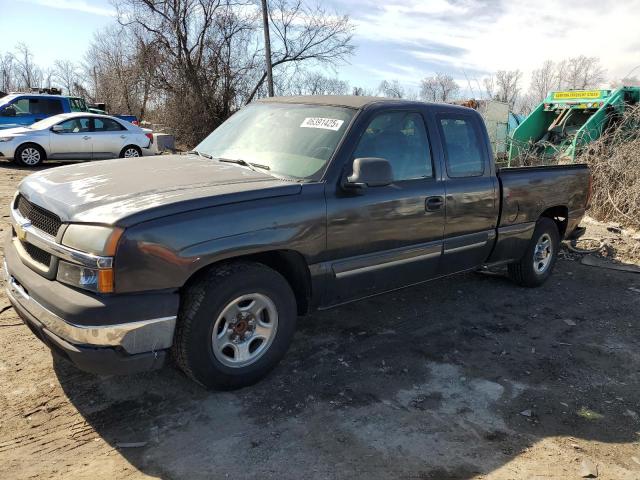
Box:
[1,162,639,480]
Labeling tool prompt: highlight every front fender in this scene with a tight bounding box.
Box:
[113,184,326,293]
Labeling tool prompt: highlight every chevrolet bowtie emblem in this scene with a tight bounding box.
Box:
[16,221,31,241]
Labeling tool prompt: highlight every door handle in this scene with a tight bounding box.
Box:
[120,135,126,139]
[425,196,444,211]
[83,136,91,140]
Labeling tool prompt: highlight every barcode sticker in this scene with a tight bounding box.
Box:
[300,117,344,131]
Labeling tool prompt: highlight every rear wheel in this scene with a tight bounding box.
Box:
[120,145,142,158]
[508,217,560,287]
[15,143,45,167]
[173,262,297,389]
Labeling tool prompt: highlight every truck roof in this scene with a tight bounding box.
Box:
[257,95,475,114]
[3,92,82,100]
[257,95,423,110]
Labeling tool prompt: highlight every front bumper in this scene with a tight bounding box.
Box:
[4,230,179,375]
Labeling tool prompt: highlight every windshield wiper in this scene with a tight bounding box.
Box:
[186,150,213,159]
[216,157,270,171]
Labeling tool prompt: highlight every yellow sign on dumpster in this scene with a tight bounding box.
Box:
[552,90,602,100]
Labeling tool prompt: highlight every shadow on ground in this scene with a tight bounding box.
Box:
[54,259,640,479]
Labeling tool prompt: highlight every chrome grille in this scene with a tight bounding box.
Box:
[16,195,62,237]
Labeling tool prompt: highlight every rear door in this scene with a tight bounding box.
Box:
[324,108,446,305]
[92,117,128,159]
[49,117,93,159]
[434,111,498,274]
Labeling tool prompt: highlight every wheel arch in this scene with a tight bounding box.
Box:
[182,249,312,316]
[15,141,48,161]
[120,144,142,157]
[539,205,568,238]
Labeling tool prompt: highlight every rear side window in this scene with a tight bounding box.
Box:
[30,98,64,115]
[439,116,485,177]
[353,111,433,181]
[94,118,125,131]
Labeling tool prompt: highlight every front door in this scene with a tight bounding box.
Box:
[49,117,93,159]
[324,109,446,305]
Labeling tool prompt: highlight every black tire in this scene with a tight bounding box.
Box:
[508,217,560,287]
[173,261,297,390]
[15,143,45,167]
[119,145,142,158]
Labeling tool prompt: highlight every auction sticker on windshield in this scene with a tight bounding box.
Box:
[300,117,344,131]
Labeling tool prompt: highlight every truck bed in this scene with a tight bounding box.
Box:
[486,163,590,264]
[497,163,590,232]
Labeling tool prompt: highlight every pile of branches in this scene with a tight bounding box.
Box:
[578,105,640,230]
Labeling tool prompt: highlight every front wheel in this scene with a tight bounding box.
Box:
[15,143,45,167]
[173,262,297,389]
[508,218,560,287]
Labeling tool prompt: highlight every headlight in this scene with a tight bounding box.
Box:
[57,261,114,293]
[0,136,15,142]
[59,225,123,293]
[62,224,123,256]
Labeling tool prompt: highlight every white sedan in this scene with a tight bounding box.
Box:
[0,112,153,167]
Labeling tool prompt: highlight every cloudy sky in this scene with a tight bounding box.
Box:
[2,0,640,92]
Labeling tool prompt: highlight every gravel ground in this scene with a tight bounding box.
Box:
[1,161,639,479]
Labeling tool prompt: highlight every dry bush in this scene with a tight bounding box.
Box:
[578,106,640,230]
[507,106,640,230]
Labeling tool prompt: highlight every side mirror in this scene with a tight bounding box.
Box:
[51,125,64,133]
[0,107,16,117]
[343,157,393,189]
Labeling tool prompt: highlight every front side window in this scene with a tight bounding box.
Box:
[57,117,91,133]
[353,111,433,181]
[195,103,356,180]
[94,118,125,131]
[439,116,485,177]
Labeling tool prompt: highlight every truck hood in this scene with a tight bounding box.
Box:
[18,154,301,226]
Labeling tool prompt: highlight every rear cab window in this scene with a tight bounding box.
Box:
[438,115,486,177]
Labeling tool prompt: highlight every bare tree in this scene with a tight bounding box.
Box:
[420,72,460,102]
[352,86,374,96]
[377,79,405,98]
[610,76,640,88]
[247,0,354,102]
[287,71,349,95]
[0,52,17,94]
[529,60,558,103]
[14,43,42,90]
[557,55,605,90]
[53,60,81,95]
[483,69,522,107]
[112,0,354,145]
[84,25,157,120]
[524,56,608,111]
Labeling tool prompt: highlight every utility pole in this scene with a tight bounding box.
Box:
[261,0,274,97]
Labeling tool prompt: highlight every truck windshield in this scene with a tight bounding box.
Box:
[195,103,355,180]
